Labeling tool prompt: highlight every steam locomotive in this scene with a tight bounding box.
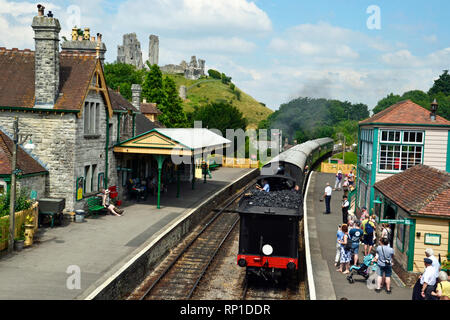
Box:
[237,138,333,280]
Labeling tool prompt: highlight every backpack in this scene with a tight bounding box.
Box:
[345,238,353,250]
[365,221,374,235]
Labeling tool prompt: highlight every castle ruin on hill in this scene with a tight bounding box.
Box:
[117,33,205,80]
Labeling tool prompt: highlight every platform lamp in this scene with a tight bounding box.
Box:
[8,117,35,253]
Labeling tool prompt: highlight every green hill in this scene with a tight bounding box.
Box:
[165,74,273,129]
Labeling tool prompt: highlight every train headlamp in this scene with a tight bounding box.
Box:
[262,244,273,256]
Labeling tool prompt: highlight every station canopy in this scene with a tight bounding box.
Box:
[113,128,231,156]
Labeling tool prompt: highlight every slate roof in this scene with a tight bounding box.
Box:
[141,102,162,115]
[374,164,450,218]
[360,100,450,126]
[0,48,97,110]
[0,130,48,176]
[107,88,163,134]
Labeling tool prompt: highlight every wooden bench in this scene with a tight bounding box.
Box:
[86,197,106,216]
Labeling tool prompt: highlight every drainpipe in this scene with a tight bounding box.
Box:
[105,113,109,188]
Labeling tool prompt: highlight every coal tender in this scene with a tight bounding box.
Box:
[236,137,333,281]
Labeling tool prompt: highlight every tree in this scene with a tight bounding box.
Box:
[428,70,450,97]
[189,101,248,135]
[159,76,188,128]
[142,63,166,106]
[104,63,145,100]
[372,93,402,114]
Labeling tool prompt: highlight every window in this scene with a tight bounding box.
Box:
[0,181,6,196]
[85,165,92,194]
[92,164,97,192]
[381,130,401,143]
[378,130,424,172]
[359,129,373,168]
[403,131,423,144]
[84,101,100,136]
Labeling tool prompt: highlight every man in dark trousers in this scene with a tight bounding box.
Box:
[323,182,332,214]
[342,195,349,224]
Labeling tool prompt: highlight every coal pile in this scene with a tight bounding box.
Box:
[245,188,302,209]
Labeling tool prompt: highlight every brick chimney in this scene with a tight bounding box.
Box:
[32,4,61,108]
[131,84,142,111]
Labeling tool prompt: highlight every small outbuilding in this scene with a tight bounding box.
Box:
[373,164,449,284]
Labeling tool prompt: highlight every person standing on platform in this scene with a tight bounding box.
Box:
[334,224,344,268]
[425,248,441,282]
[374,238,394,294]
[420,258,437,300]
[323,182,332,214]
[361,214,375,256]
[341,195,349,224]
[334,170,343,191]
[431,271,450,300]
[349,221,363,266]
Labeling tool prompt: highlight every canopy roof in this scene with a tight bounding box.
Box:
[114,128,231,156]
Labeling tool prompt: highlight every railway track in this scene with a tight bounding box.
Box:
[127,181,254,300]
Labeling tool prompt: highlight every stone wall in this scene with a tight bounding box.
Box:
[0,112,77,210]
[148,35,159,66]
[17,174,47,200]
[117,33,144,69]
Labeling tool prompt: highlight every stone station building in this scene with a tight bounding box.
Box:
[0,7,157,212]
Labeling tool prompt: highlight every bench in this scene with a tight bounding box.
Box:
[86,197,106,216]
[208,160,220,171]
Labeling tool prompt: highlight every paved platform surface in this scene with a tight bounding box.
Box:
[307,172,412,300]
[0,167,253,300]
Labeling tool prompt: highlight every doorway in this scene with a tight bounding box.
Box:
[384,203,396,247]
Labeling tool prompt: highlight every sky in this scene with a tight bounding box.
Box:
[1,0,449,111]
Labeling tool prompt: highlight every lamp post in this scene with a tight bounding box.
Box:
[8,117,33,253]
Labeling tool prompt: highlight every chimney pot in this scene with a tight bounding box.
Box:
[37,4,45,16]
[131,84,142,111]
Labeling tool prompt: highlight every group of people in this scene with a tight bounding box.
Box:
[323,169,355,215]
[334,212,396,294]
[333,199,450,299]
[126,176,168,202]
[412,248,450,300]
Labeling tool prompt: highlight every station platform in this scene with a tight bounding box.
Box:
[0,167,254,300]
[305,171,412,300]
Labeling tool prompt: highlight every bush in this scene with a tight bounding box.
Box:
[221,73,232,85]
[0,188,32,218]
[208,69,221,79]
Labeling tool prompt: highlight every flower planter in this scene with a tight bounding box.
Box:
[24,224,35,247]
[14,239,24,251]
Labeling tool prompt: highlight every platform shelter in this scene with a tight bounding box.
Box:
[113,128,231,208]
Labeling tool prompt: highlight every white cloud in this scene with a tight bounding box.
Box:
[268,22,368,64]
[112,0,272,35]
[163,37,256,54]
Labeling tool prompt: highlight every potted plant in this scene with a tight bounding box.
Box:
[24,214,35,247]
[14,224,25,251]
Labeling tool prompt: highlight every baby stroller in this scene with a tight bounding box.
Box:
[346,254,378,284]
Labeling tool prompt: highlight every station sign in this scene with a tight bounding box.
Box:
[380,219,413,225]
